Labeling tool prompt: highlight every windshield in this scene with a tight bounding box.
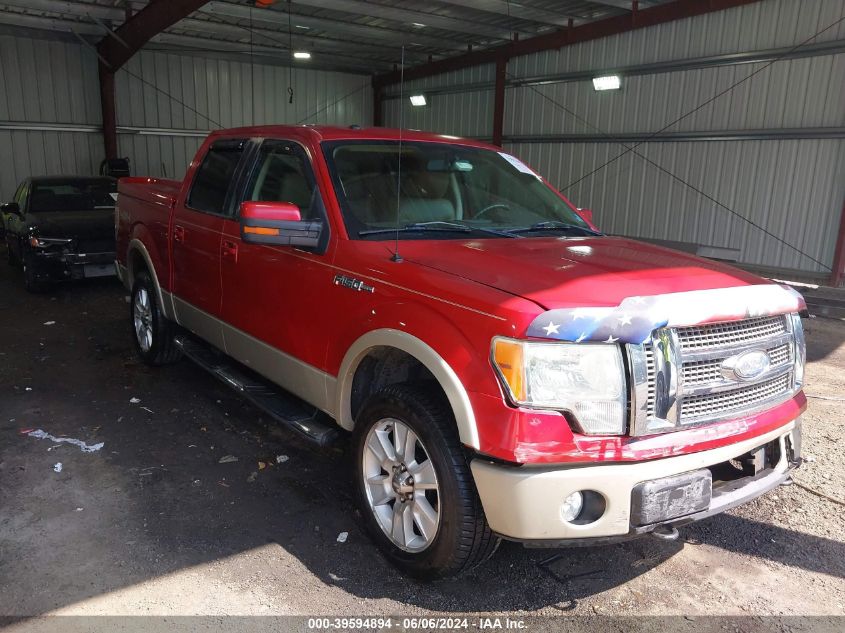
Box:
[30,180,116,213]
[322,141,596,240]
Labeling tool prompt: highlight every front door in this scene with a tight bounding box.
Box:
[220,138,336,411]
[172,138,247,350]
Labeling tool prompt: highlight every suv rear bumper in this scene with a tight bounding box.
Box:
[471,418,800,543]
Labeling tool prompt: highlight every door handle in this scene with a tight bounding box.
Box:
[173,225,185,243]
[221,239,238,261]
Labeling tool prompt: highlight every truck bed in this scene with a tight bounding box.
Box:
[119,177,182,209]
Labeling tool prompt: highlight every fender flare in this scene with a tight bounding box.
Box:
[335,328,480,450]
[126,238,173,320]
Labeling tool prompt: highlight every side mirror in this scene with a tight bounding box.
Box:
[1,202,21,217]
[240,201,322,248]
[577,208,597,229]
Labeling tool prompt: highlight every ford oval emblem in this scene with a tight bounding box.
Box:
[721,350,771,382]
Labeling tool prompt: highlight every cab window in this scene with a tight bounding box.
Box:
[244,141,321,221]
[187,140,246,216]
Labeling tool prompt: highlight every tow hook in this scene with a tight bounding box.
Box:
[651,525,680,541]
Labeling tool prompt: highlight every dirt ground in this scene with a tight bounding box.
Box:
[0,251,843,620]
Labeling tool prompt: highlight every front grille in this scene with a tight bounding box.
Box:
[676,315,787,351]
[681,373,792,419]
[632,314,797,435]
[682,343,791,385]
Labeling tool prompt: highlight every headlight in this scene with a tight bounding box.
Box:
[789,312,806,388]
[29,236,73,249]
[492,337,627,435]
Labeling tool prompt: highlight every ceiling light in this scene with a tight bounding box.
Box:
[293,51,311,60]
[409,94,427,107]
[592,75,621,91]
[295,25,310,30]
[411,22,426,28]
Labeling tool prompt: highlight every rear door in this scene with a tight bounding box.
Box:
[219,138,336,411]
[172,138,248,349]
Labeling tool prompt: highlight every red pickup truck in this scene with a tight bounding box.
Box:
[116,125,807,578]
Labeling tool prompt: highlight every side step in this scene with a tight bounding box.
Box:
[174,334,341,448]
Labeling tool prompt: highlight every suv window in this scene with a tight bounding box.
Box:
[188,140,246,215]
[244,141,319,221]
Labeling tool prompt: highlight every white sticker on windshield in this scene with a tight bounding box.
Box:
[498,152,540,179]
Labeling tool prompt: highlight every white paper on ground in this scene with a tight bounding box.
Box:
[27,429,104,453]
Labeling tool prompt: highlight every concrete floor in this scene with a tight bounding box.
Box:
[1,253,844,619]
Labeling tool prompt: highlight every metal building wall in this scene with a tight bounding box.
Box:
[115,50,372,179]
[0,32,372,200]
[0,34,103,202]
[382,0,845,278]
[382,65,495,138]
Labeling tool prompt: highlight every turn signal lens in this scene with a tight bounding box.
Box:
[492,338,525,402]
[243,226,280,236]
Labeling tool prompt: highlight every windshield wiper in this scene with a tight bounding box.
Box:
[359,221,518,238]
[506,220,602,236]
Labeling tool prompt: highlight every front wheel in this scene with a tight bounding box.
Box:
[130,271,182,365]
[353,384,499,579]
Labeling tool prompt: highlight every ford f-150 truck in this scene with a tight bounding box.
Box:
[116,125,806,579]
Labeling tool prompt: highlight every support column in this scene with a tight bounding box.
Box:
[492,56,507,147]
[830,197,845,287]
[373,83,383,127]
[99,61,118,160]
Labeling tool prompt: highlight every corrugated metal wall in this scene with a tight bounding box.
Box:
[116,50,372,179]
[0,33,372,200]
[0,35,103,202]
[383,0,845,277]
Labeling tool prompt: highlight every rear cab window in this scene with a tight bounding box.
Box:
[187,139,247,216]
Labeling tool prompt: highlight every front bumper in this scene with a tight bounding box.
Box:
[471,419,801,544]
[29,250,116,280]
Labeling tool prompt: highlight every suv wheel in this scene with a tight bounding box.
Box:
[353,383,500,579]
[130,271,182,365]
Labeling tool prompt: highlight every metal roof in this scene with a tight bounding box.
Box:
[0,0,673,75]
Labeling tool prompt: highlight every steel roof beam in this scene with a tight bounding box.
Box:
[96,0,210,71]
[434,0,583,27]
[290,0,523,40]
[373,0,764,88]
[202,2,471,51]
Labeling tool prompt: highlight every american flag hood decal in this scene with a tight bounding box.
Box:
[526,284,806,345]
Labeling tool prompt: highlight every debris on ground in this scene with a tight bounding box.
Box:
[218,455,238,464]
[129,397,140,404]
[258,461,267,470]
[337,532,348,543]
[140,406,154,414]
[75,508,83,512]
[247,471,258,483]
[53,463,62,473]
[43,321,56,326]
[25,429,104,453]
[276,455,289,464]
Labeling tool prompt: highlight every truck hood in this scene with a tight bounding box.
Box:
[27,209,115,241]
[400,236,767,310]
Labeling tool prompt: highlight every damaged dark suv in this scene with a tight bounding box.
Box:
[2,176,117,292]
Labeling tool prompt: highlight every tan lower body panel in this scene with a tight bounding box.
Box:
[471,420,798,541]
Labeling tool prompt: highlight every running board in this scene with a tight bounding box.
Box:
[174,335,341,448]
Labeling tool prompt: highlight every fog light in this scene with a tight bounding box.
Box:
[561,491,584,522]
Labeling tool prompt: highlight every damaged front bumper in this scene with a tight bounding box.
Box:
[471,419,801,546]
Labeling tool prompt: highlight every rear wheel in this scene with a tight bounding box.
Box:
[130,271,181,365]
[353,383,499,579]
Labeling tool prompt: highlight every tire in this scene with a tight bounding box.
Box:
[353,383,500,579]
[22,250,48,293]
[130,270,182,366]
